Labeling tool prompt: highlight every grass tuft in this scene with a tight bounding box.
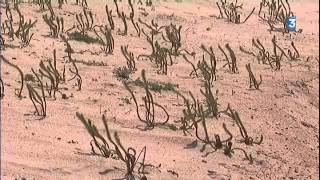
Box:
[131,78,178,93]
[113,66,133,81]
[68,32,102,44]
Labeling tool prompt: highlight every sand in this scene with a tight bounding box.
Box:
[0,0,319,179]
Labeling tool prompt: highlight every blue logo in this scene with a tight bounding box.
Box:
[285,16,296,32]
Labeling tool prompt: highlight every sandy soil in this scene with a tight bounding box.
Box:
[0,0,319,179]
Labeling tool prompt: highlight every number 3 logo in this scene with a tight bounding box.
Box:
[287,19,296,28]
[286,16,296,31]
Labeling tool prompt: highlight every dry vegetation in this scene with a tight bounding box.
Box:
[0,0,319,179]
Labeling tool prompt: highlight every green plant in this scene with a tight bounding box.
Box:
[201,45,217,82]
[76,0,88,7]
[241,36,299,70]
[138,24,173,74]
[94,25,114,55]
[118,12,128,36]
[174,83,219,136]
[123,70,169,130]
[162,23,182,56]
[2,3,15,40]
[223,141,253,163]
[68,31,102,44]
[24,73,36,82]
[113,66,133,81]
[121,45,136,71]
[216,0,255,24]
[75,7,94,34]
[200,81,219,118]
[105,4,115,30]
[3,44,19,49]
[174,90,200,135]
[76,112,148,179]
[74,59,107,66]
[113,0,121,17]
[45,0,55,17]
[145,0,152,6]
[139,19,164,34]
[183,47,217,85]
[0,55,24,98]
[68,61,82,91]
[38,49,65,99]
[0,78,4,99]
[258,0,294,33]
[32,0,48,11]
[19,19,37,46]
[32,0,54,15]
[245,63,262,90]
[221,104,263,146]
[270,35,283,70]
[154,41,172,75]
[76,112,117,158]
[287,41,301,61]
[13,3,37,46]
[128,0,141,37]
[60,35,74,61]
[58,0,67,9]
[197,56,215,85]
[27,69,47,119]
[138,28,156,60]
[120,96,132,104]
[240,38,271,65]
[193,105,233,155]
[43,14,64,38]
[0,35,4,50]
[137,19,167,62]
[193,105,216,152]
[130,78,178,93]
[218,43,238,73]
[182,53,201,78]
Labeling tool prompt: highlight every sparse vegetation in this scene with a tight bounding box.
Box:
[121,45,136,71]
[27,69,47,119]
[77,112,148,179]
[258,0,298,33]
[221,104,263,146]
[68,31,102,44]
[94,25,114,55]
[123,70,169,130]
[245,63,262,90]
[218,43,239,73]
[240,35,300,71]
[118,12,128,36]
[216,0,255,24]
[130,78,178,93]
[113,66,133,81]
[2,2,37,46]
[105,4,115,30]
[60,34,74,61]
[0,35,4,50]
[0,78,4,99]
[75,7,95,34]
[163,23,182,56]
[43,14,64,38]
[76,0,88,7]
[68,61,82,91]
[38,49,65,99]
[0,55,24,98]
[58,0,67,9]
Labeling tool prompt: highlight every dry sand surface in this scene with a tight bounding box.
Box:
[0,0,319,179]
